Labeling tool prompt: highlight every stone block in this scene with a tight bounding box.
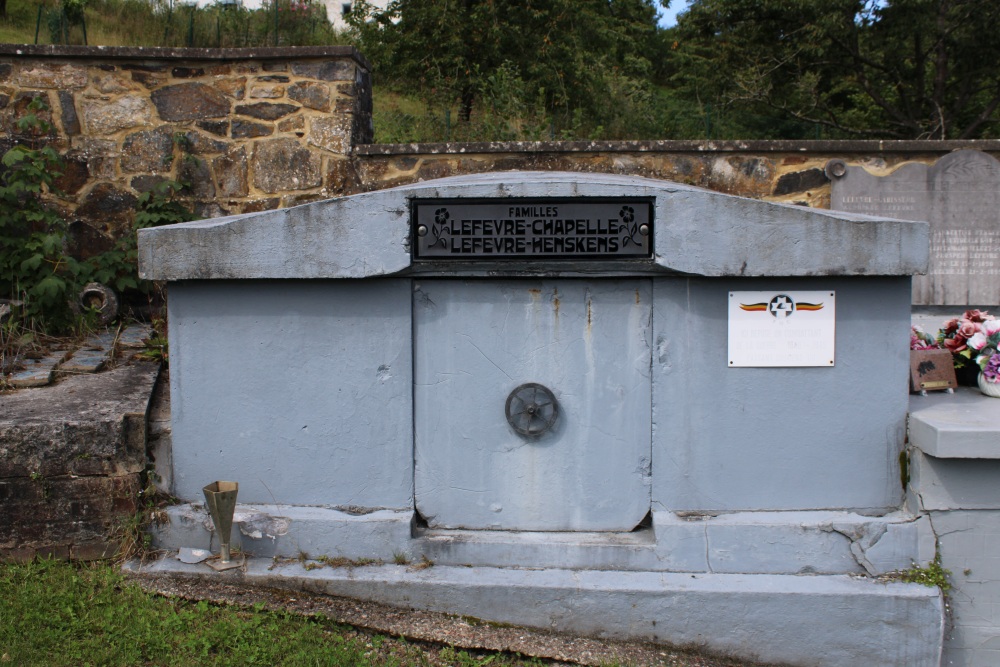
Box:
[54,156,89,194]
[231,119,271,138]
[178,156,215,198]
[91,70,134,94]
[773,167,829,195]
[6,353,61,388]
[0,474,141,554]
[291,60,355,81]
[249,84,284,99]
[324,157,358,195]
[308,116,351,154]
[57,90,80,135]
[76,184,138,225]
[66,220,113,260]
[288,81,330,111]
[214,76,245,100]
[196,120,229,137]
[251,138,321,192]
[79,96,152,135]
[277,114,305,133]
[235,102,298,120]
[171,67,205,78]
[0,362,160,478]
[121,127,174,173]
[15,63,87,89]
[213,147,248,198]
[241,197,280,213]
[59,350,107,374]
[181,131,228,155]
[130,70,165,89]
[151,82,229,121]
[130,174,169,194]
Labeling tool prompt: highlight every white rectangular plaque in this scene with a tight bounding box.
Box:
[728,291,836,367]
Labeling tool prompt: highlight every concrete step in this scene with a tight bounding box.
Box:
[126,556,944,667]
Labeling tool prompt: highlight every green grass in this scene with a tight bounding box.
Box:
[0,559,534,666]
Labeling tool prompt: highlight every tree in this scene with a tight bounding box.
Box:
[670,0,1000,139]
[350,0,666,137]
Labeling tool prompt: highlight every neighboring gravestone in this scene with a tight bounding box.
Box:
[828,150,1000,306]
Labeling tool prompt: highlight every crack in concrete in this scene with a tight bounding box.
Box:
[459,334,513,381]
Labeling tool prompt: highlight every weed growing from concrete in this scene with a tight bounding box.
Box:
[885,554,952,592]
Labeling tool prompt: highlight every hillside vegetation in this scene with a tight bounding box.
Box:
[3,0,999,142]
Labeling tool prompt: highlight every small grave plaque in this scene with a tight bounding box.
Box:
[728,291,836,367]
[829,150,1000,306]
[909,349,957,393]
[412,198,653,259]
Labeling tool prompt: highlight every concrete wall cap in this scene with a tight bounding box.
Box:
[138,171,929,280]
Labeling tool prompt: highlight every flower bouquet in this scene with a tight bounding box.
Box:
[937,310,1000,396]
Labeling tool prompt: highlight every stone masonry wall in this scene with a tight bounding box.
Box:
[353,139,1000,209]
[0,45,371,258]
[5,44,1000,259]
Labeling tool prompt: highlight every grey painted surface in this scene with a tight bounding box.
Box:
[909,451,1000,511]
[139,172,928,281]
[413,279,652,531]
[652,276,911,512]
[150,505,415,561]
[130,557,945,667]
[167,280,413,507]
[932,510,1000,667]
[831,150,1000,306]
[909,389,1000,458]
[907,391,1000,666]
[153,504,932,577]
[143,171,939,663]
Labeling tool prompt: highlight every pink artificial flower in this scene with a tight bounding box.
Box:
[958,321,979,339]
[944,336,967,353]
[941,318,960,336]
[964,309,991,323]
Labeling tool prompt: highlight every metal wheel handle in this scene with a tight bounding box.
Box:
[505,383,558,437]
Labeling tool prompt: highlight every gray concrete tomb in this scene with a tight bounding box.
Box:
[139,172,944,667]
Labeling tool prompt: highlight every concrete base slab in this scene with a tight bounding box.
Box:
[127,556,944,667]
[150,504,415,562]
[152,505,935,577]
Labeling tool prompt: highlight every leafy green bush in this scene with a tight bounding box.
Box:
[0,99,194,333]
[0,98,82,332]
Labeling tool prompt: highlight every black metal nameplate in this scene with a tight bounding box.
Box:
[412,198,654,259]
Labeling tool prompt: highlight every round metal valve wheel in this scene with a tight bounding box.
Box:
[505,383,558,437]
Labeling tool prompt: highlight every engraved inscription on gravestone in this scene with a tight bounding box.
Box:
[829,150,1000,306]
[412,198,653,259]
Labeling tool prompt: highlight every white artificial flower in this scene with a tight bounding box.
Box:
[969,332,989,350]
